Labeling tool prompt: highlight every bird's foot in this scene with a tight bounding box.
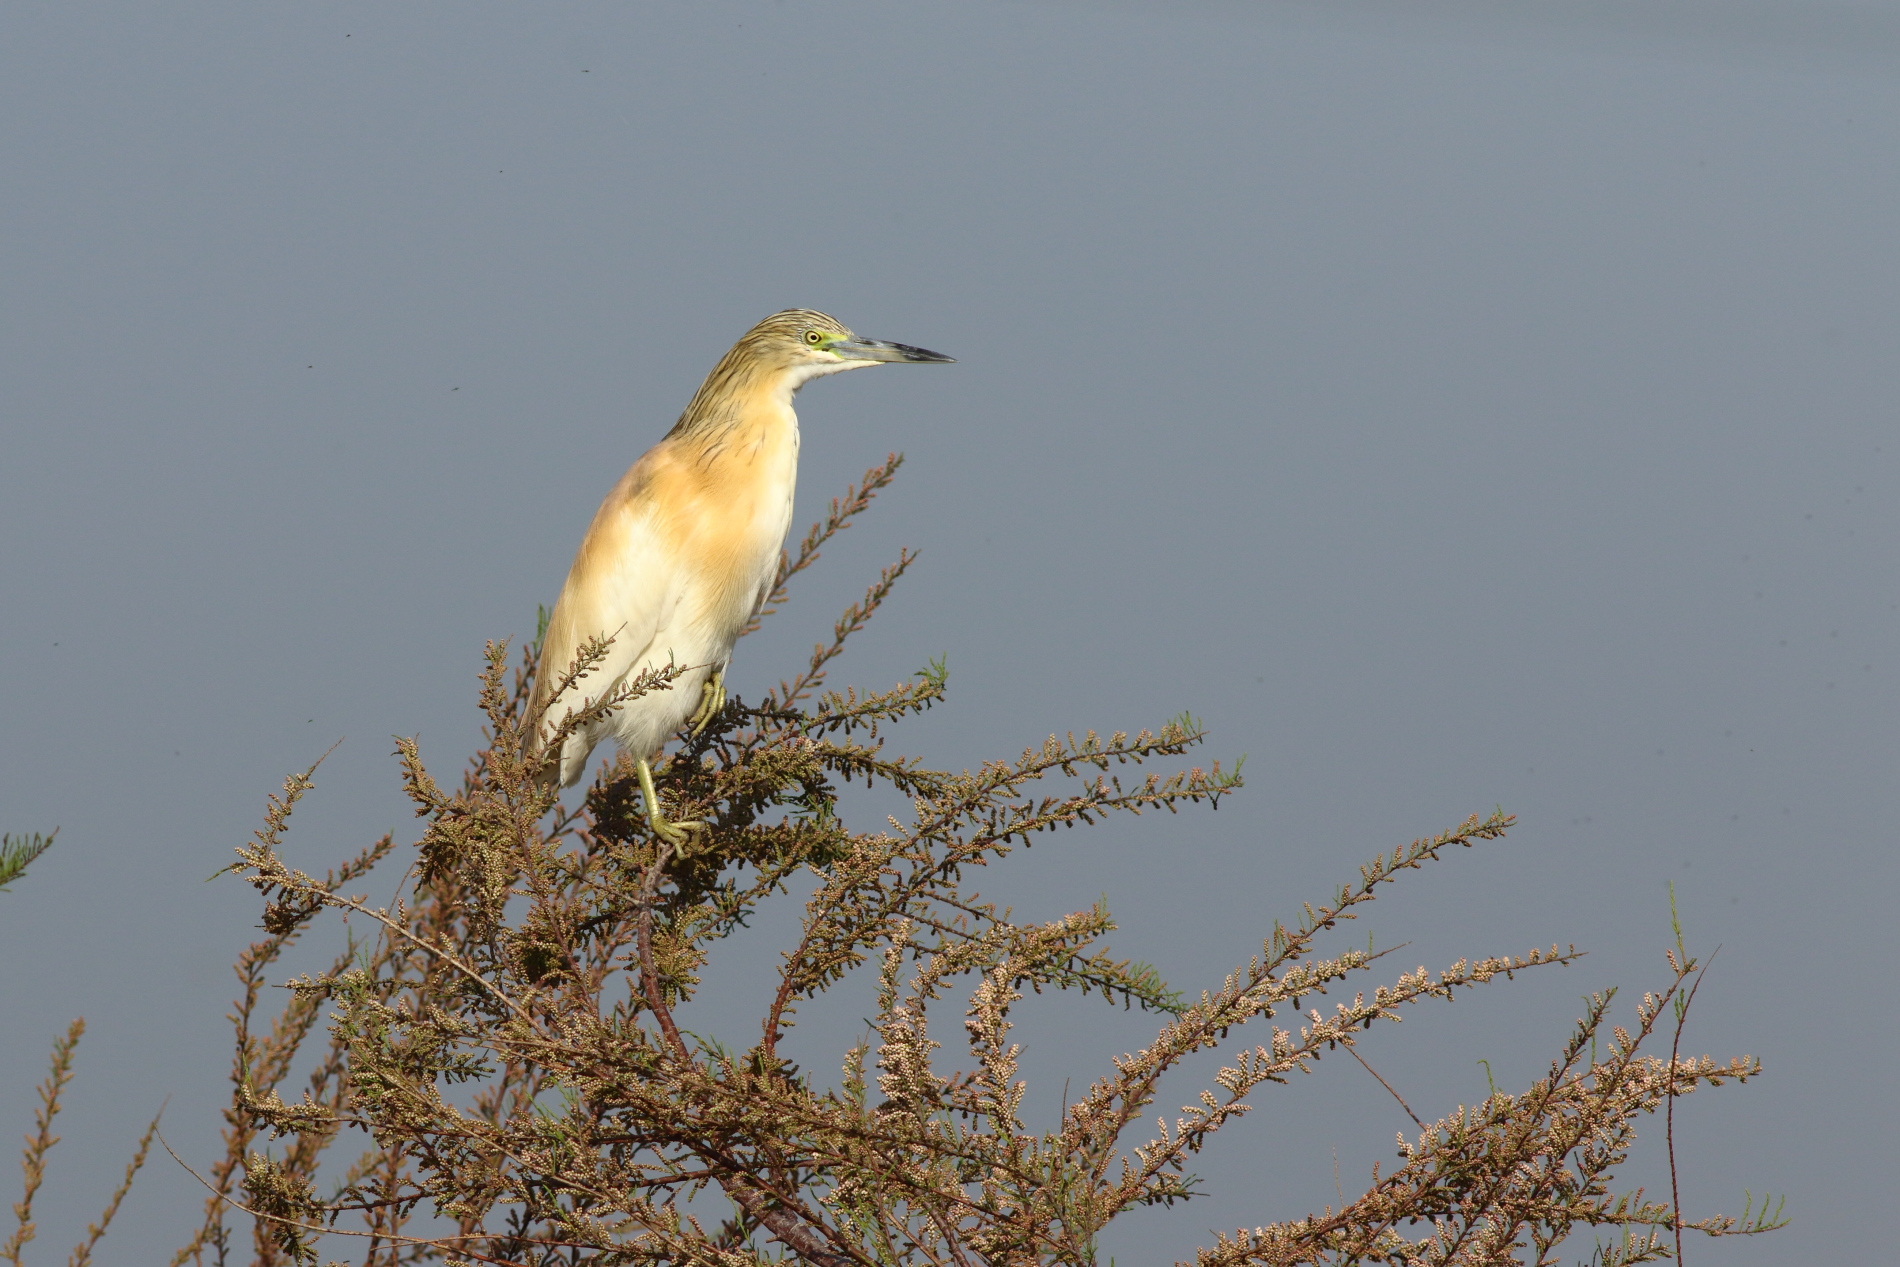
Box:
[637,757,708,853]
[688,669,727,737]
[649,811,708,851]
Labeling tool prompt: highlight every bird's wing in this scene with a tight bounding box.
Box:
[532,452,683,739]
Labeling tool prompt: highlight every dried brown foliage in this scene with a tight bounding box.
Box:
[178,457,1782,1266]
[3,1018,160,1267]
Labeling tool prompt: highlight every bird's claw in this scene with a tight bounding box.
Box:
[650,814,709,851]
[637,756,709,854]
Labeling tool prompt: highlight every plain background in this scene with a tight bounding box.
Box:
[2,2,1894,1262]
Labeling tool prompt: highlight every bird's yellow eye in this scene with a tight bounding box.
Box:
[804,329,826,347]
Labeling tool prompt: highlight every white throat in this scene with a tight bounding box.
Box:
[784,356,876,396]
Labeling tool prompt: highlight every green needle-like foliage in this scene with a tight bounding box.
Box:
[178,456,1782,1266]
[0,830,56,893]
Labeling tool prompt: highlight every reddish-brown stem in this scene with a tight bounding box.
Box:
[635,852,861,1267]
[1345,1042,1426,1130]
[1667,952,1715,1267]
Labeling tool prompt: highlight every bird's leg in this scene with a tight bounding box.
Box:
[637,756,705,849]
[688,667,726,737]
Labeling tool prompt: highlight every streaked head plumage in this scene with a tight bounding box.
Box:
[733,309,955,376]
[669,309,954,444]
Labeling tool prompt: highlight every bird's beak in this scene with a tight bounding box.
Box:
[829,337,955,364]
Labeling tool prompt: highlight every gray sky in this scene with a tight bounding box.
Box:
[3,2,1894,1262]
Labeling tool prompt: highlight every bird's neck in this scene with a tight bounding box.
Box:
[669,369,803,471]
[669,348,859,451]
[671,355,783,439]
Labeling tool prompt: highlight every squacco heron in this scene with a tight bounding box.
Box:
[528,308,953,842]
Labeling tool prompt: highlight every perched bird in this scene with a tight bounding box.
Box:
[528,309,953,842]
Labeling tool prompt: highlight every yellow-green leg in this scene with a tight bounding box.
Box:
[637,756,704,849]
[688,667,726,737]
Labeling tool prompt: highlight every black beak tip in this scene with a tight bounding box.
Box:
[901,344,955,364]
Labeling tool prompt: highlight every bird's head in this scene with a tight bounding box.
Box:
[741,308,955,389]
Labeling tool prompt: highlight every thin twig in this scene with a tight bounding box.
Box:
[258,877,532,1023]
[1344,1042,1425,1130]
[1667,948,1719,1267]
[67,1101,164,1267]
[4,1018,84,1267]
[744,453,905,638]
[154,1132,538,1264]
